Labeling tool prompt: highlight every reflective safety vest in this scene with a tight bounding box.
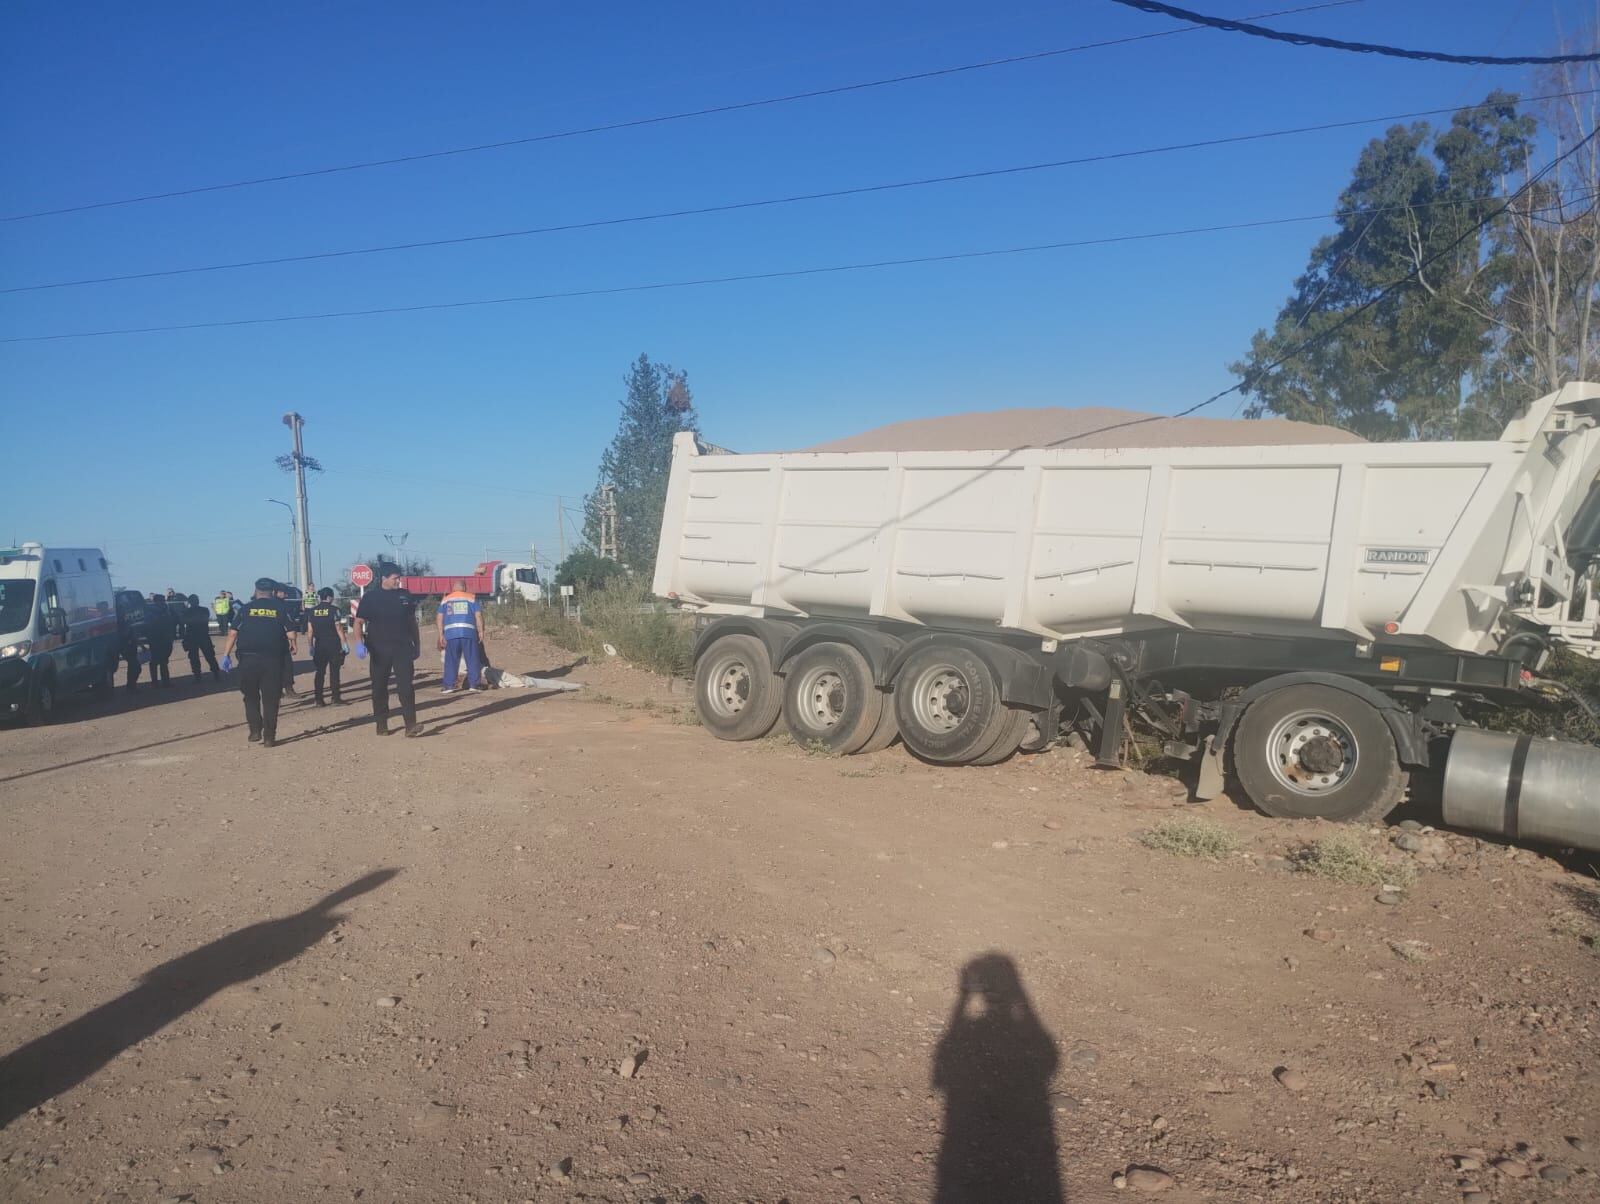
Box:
[213,594,231,617]
[439,590,479,637]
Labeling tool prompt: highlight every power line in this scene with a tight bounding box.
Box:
[8,87,1592,296]
[0,1,1362,223]
[1107,0,1600,66]
[1047,125,1600,446]
[6,187,1591,344]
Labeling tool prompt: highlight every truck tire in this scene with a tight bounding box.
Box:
[23,672,56,726]
[971,704,1032,766]
[1233,684,1406,823]
[893,643,1010,765]
[695,633,783,741]
[782,642,885,755]
[856,701,901,755]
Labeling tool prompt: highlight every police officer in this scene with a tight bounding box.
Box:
[353,563,424,737]
[145,591,176,687]
[182,593,223,683]
[213,589,233,634]
[273,583,302,698]
[306,587,347,706]
[116,591,148,693]
[219,578,296,747]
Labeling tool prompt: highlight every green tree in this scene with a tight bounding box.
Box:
[554,547,628,592]
[583,353,699,574]
[1233,93,1536,440]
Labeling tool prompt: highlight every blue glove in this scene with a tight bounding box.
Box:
[354,641,367,659]
[220,654,233,672]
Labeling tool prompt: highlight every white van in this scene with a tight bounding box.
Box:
[0,543,120,723]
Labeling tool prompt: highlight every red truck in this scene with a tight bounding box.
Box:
[402,561,543,603]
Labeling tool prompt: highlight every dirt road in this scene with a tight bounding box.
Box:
[2,626,1597,1203]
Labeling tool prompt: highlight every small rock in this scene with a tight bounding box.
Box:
[1112,1172,1128,1190]
[1068,1044,1100,1069]
[627,1171,650,1185]
[1284,955,1299,972]
[1262,855,1294,873]
[1274,1066,1308,1092]
[1394,833,1424,852]
[1540,1165,1571,1182]
[1305,927,1336,943]
[1150,1114,1168,1132]
[1567,1136,1589,1153]
[1125,1166,1174,1192]
[1398,819,1424,832]
[422,824,438,833]
[618,1050,646,1079]
[548,1157,573,1182]
[831,1166,847,1178]
[991,840,1009,850]
[1200,1078,1230,1094]
[813,947,836,968]
[1493,1157,1532,1178]
[1376,889,1404,905]
[1462,1193,1488,1203]
[1043,819,1063,830]
[1454,1156,1482,1172]
[1429,1079,1450,1099]
[375,996,399,1008]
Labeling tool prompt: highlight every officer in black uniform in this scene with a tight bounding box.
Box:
[219,578,297,747]
[306,587,347,706]
[145,591,176,687]
[182,593,222,683]
[353,563,424,737]
[273,583,302,698]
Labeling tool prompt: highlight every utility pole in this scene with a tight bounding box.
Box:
[557,497,566,562]
[597,484,619,560]
[282,412,314,592]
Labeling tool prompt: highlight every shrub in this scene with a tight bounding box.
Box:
[495,579,693,679]
[1293,834,1415,886]
[1138,816,1242,860]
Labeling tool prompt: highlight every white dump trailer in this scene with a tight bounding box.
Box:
[654,383,1600,849]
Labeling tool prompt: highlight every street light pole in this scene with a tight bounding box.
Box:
[266,498,296,589]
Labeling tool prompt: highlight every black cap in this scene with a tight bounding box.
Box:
[318,587,334,600]
[255,577,278,592]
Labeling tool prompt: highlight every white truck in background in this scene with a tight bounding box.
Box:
[653,382,1600,853]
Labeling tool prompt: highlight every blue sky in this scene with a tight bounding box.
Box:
[1,0,1591,594]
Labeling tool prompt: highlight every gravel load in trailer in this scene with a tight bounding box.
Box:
[655,383,1600,851]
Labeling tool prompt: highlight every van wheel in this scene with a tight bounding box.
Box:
[893,644,1009,764]
[782,642,884,755]
[24,675,56,725]
[1233,684,1406,823]
[694,633,782,741]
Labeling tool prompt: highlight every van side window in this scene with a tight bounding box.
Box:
[39,579,59,633]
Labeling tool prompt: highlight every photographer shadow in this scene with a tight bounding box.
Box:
[932,952,1065,1203]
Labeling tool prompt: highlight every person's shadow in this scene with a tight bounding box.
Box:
[0,869,399,1130]
[932,952,1065,1203]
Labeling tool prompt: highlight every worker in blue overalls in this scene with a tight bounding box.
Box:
[436,580,486,693]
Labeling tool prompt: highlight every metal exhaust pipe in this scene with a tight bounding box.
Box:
[1442,728,1600,853]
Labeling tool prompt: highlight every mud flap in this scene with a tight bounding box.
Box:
[1195,734,1225,801]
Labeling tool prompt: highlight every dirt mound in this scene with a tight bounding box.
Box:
[806,406,1365,452]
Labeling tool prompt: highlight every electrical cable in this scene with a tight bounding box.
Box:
[1106,0,1600,66]
[0,1,1363,223]
[6,87,1593,296]
[6,186,1591,344]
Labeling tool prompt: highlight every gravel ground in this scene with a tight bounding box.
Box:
[1,624,1597,1203]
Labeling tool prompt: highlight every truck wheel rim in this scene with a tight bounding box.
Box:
[796,665,846,729]
[1266,709,1358,796]
[705,654,752,717]
[910,665,969,734]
